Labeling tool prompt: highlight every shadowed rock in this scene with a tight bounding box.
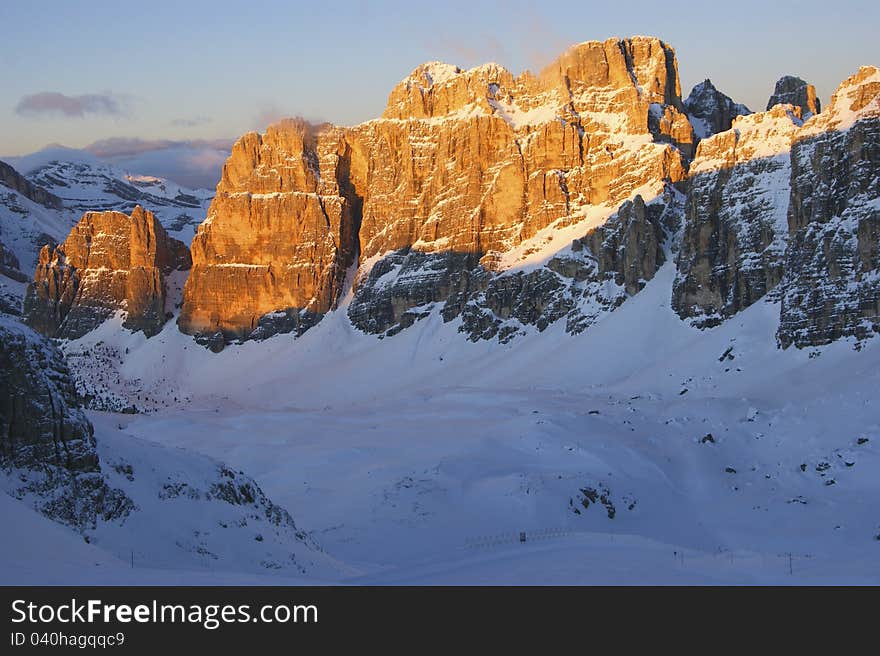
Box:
[767,75,821,118]
[0,317,132,530]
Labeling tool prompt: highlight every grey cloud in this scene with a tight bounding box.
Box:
[84,137,235,190]
[170,115,212,128]
[14,92,130,118]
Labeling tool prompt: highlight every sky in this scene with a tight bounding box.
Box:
[1,0,877,187]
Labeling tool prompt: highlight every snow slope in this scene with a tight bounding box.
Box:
[28,257,877,584]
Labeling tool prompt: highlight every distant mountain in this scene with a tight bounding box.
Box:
[0,151,213,315]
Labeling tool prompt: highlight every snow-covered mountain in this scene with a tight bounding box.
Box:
[2,37,879,584]
[0,148,213,318]
[6,146,213,243]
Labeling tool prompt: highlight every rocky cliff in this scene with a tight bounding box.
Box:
[24,205,191,338]
[674,66,880,347]
[673,105,803,326]
[767,75,821,118]
[778,66,880,348]
[179,36,690,340]
[0,160,63,211]
[0,316,132,530]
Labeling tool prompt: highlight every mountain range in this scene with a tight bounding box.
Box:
[1,36,878,584]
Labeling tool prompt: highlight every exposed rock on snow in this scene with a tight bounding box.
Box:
[0,315,335,576]
[0,160,63,211]
[24,206,191,338]
[675,66,880,345]
[0,316,132,530]
[351,188,681,341]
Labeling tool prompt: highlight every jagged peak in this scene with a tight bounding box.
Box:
[802,65,879,134]
[684,78,752,140]
[767,74,820,116]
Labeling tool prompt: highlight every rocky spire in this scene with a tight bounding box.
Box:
[767,75,821,117]
[683,78,752,139]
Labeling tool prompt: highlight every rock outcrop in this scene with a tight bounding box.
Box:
[0,316,132,530]
[778,66,880,347]
[0,160,63,210]
[455,192,678,342]
[683,79,752,140]
[24,205,191,339]
[767,76,821,118]
[178,119,361,338]
[0,315,334,575]
[673,105,803,326]
[180,36,690,341]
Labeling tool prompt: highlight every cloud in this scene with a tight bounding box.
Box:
[84,137,234,190]
[170,115,212,128]
[252,106,327,132]
[254,106,287,131]
[14,91,131,118]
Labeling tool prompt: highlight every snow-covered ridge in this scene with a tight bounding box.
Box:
[800,65,880,136]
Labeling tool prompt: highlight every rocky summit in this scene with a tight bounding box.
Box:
[179,36,690,340]
[778,66,880,347]
[14,38,880,354]
[674,66,880,345]
[673,104,803,326]
[683,79,752,140]
[767,75,821,118]
[23,205,191,339]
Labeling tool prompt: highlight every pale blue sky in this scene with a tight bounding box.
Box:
[1,0,877,157]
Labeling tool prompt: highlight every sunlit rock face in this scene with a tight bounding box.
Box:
[778,66,880,348]
[673,105,803,326]
[179,36,690,340]
[23,205,191,338]
[767,75,821,118]
[178,119,361,338]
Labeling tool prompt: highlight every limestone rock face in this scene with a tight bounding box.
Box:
[24,206,191,338]
[179,119,362,338]
[683,79,752,140]
[767,76,821,118]
[673,105,803,326]
[350,189,681,342]
[0,317,132,530]
[778,66,880,348]
[180,36,690,340]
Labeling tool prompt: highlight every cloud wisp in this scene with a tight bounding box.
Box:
[84,137,234,190]
[170,115,212,128]
[14,91,132,118]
